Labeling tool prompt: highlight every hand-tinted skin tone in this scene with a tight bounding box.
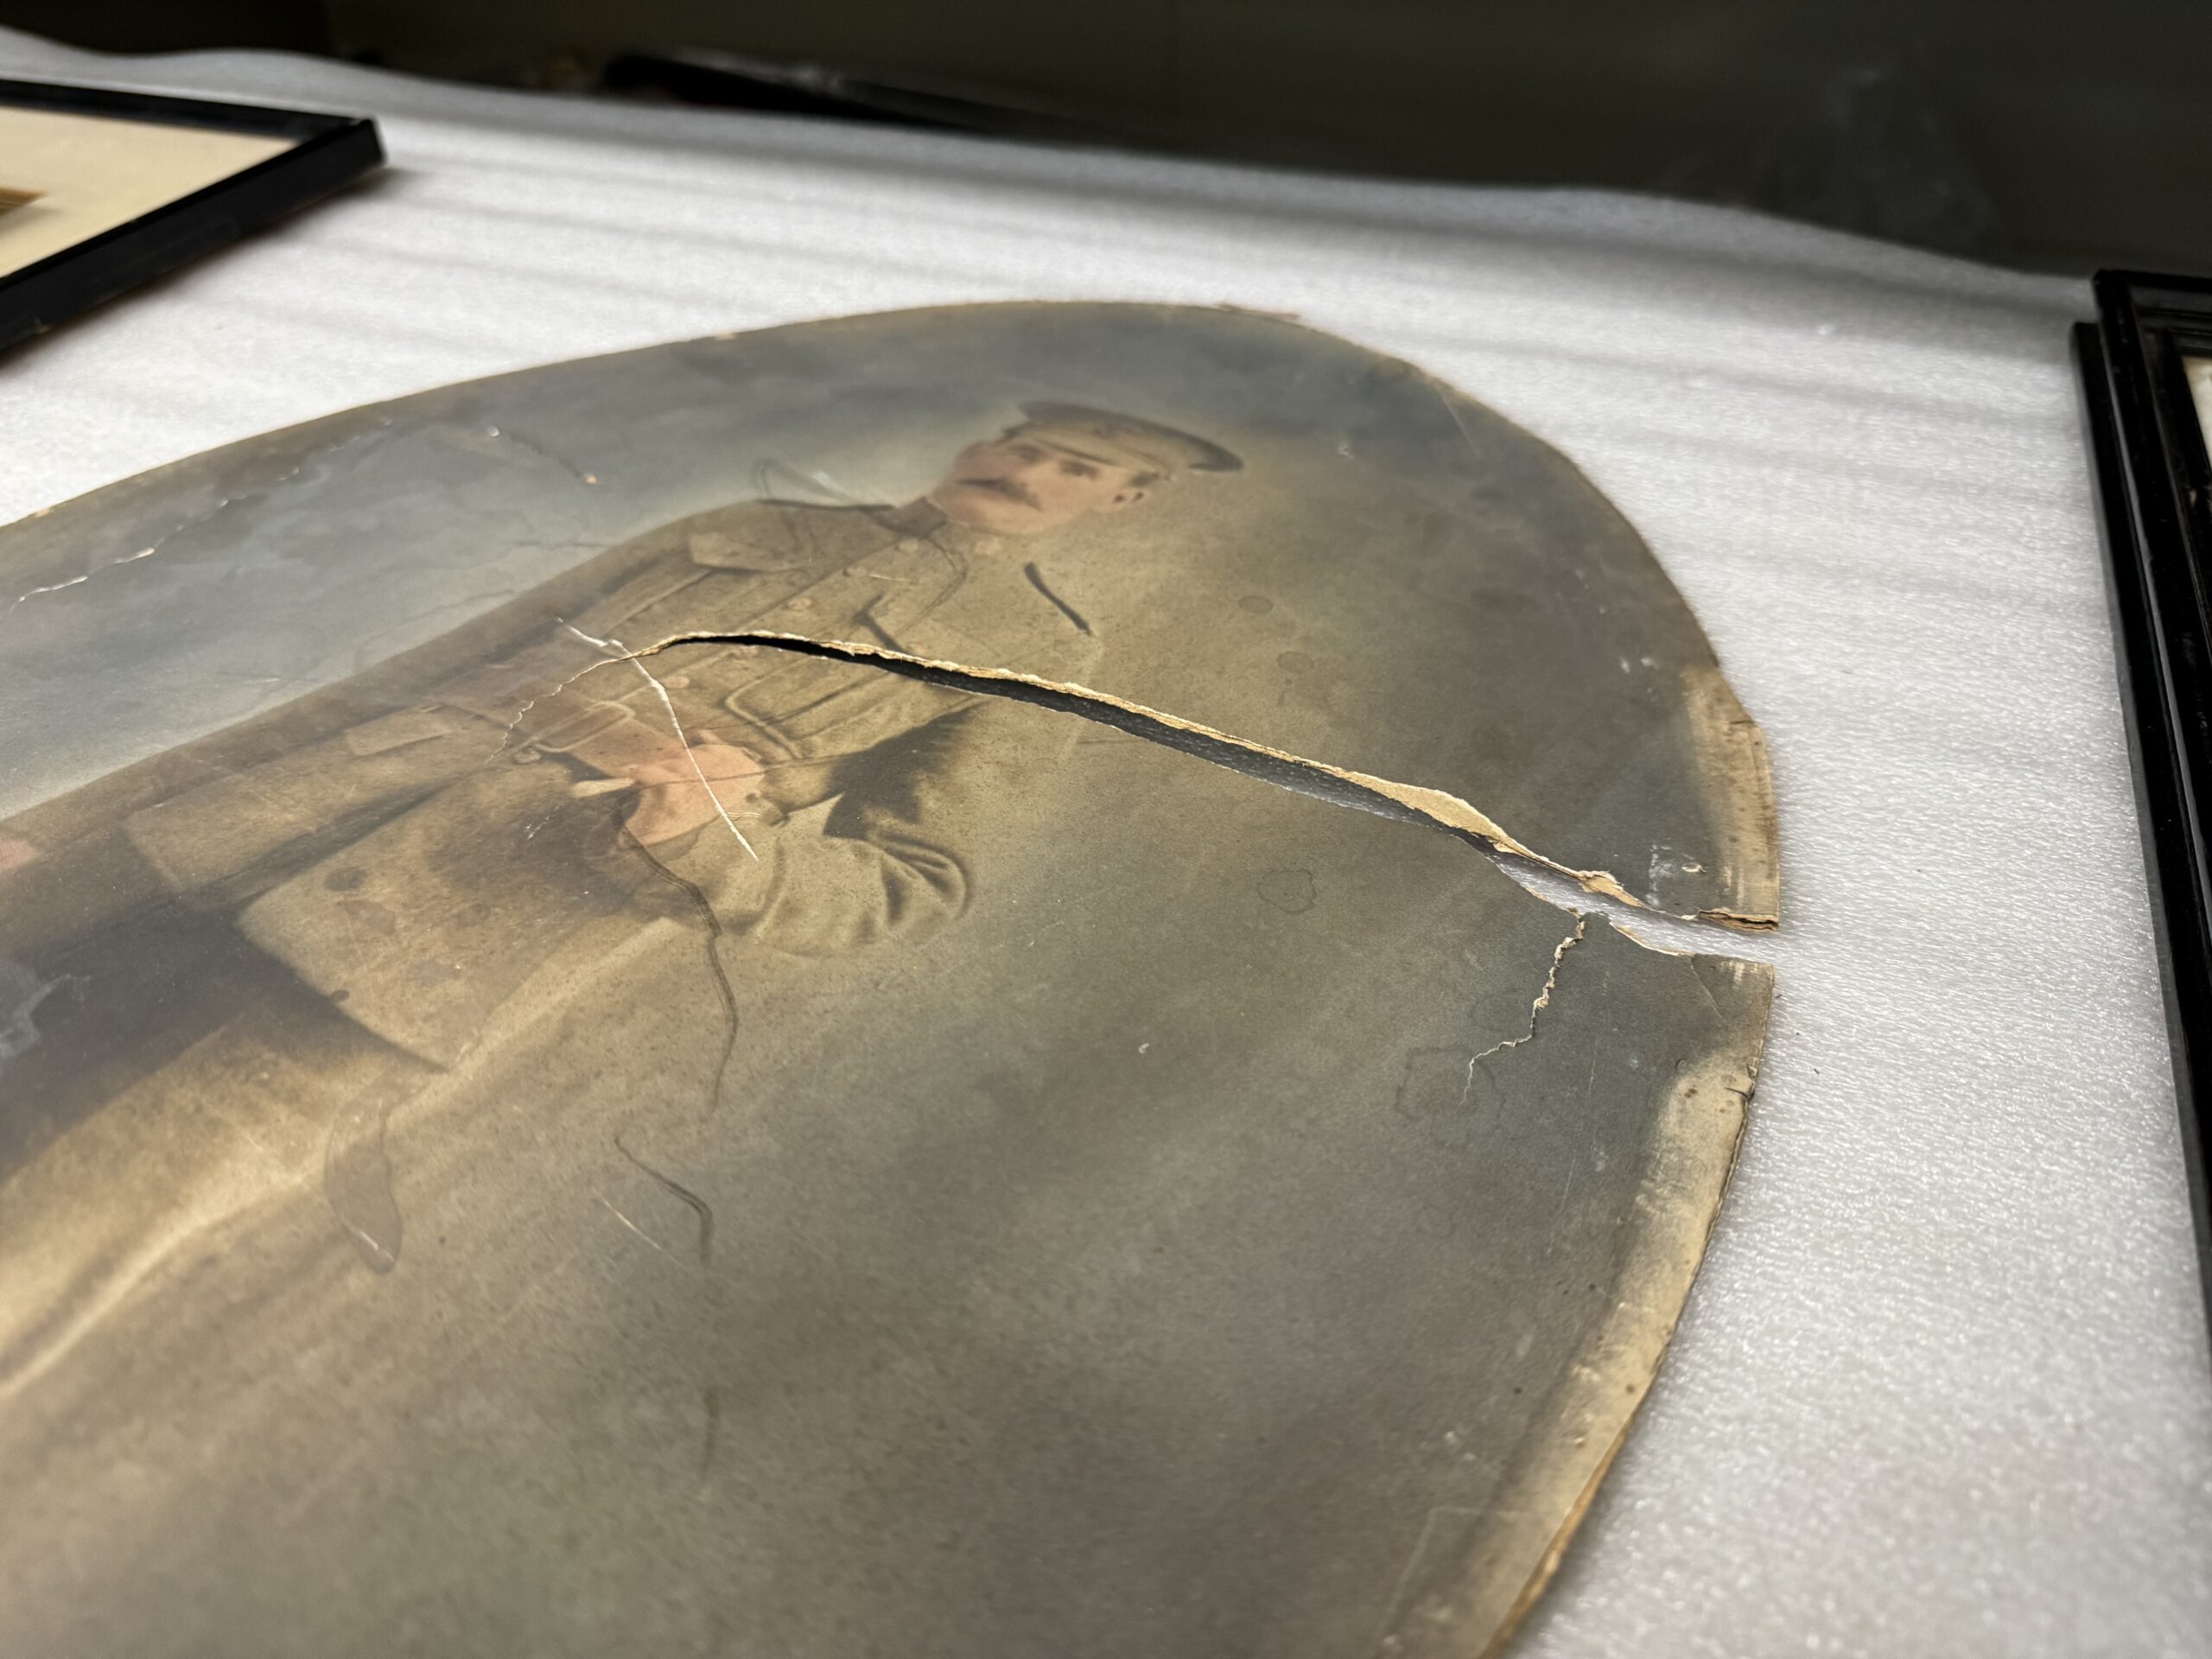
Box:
[929,431,1155,535]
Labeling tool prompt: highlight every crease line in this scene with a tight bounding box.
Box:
[563,624,757,860]
[623,823,743,1118]
[613,1131,716,1268]
[1464,916,1586,1102]
[595,1194,685,1266]
[2,420,396,628]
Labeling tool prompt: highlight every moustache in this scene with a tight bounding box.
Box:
[957,476,1042,510]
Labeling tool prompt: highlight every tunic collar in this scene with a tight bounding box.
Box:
[868,499,952,541]
[868,498,1009,558]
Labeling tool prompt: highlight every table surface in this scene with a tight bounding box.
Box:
[2,27,2206,1656]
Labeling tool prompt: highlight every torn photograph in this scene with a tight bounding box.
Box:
[0,302,1777,1657]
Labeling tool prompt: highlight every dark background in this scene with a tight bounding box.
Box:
[3,1,2205,275]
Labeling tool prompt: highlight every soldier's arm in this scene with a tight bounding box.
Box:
[644,620,1102,955]
[649,688,1090,957]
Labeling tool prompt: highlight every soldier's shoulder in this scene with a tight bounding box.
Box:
[677,499,891,569]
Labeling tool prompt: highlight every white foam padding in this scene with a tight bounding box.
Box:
[1,28,2206,1656]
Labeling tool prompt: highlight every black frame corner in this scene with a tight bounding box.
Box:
[0,78,384,352]
[2077,267,2212,1343]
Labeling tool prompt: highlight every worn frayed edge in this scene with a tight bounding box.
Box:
[601,629,1777,934]
[1419,366,1777,936]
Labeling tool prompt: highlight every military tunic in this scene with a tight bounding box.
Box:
[0,495,1102,1378]
[125,497,1100,1067]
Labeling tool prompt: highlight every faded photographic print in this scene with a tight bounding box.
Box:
[0,304,1775,1657]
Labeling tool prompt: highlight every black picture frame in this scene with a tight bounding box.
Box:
[2076,269,2212,1341]
[0,78,383,352]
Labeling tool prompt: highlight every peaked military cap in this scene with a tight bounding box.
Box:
[1016,402,1243,475]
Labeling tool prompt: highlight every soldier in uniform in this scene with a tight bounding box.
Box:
[0,403,1241,1382]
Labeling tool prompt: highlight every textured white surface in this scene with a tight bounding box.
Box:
[3,29,2208,1656]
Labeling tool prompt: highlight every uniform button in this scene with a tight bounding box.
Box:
[787,595,814,611]
[895,538,921,553]
[662,674,691,689]
[512,745,542,765]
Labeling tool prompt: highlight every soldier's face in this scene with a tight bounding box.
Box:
[931,432,1154,535]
